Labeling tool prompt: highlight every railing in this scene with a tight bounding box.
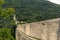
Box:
[16,29,41,40]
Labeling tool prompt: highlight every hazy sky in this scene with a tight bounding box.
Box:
[48,0,60,4]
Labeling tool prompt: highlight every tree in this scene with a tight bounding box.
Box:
[0,0,15,27]
[0,0,16,40]
[0,0,5,6]
[0,27,15,40]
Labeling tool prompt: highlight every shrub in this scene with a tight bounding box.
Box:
[0,27,16,40]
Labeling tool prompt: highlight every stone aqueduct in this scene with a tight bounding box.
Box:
[16,18,60,40]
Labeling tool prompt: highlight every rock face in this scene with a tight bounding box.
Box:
[16,18,60,40]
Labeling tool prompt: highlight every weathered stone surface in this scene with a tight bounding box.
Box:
[16,18,60,40]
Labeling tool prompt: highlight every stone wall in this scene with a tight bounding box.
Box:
[16,18,60,40]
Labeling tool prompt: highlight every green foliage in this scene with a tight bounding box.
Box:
[0,0,5,6]
[0,27,15,40]
[0,0,60,27]
[0,0,15,40]
[4,0,60,23]
[0,8,15,18]
[0,0,15,27]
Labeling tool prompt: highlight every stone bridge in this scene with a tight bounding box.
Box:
[16,18,60,40]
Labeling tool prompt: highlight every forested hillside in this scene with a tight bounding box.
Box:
[1,0,60,27]
[3,0,60,23]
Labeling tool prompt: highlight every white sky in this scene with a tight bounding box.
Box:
[48,0,60,4]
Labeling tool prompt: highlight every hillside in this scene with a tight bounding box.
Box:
[3,0,60,23]
[2,0,60,23]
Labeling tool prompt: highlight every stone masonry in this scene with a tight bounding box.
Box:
[16,18,60,40]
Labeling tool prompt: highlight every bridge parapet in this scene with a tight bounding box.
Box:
[16,18,60,40]
[16,29,41,40]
